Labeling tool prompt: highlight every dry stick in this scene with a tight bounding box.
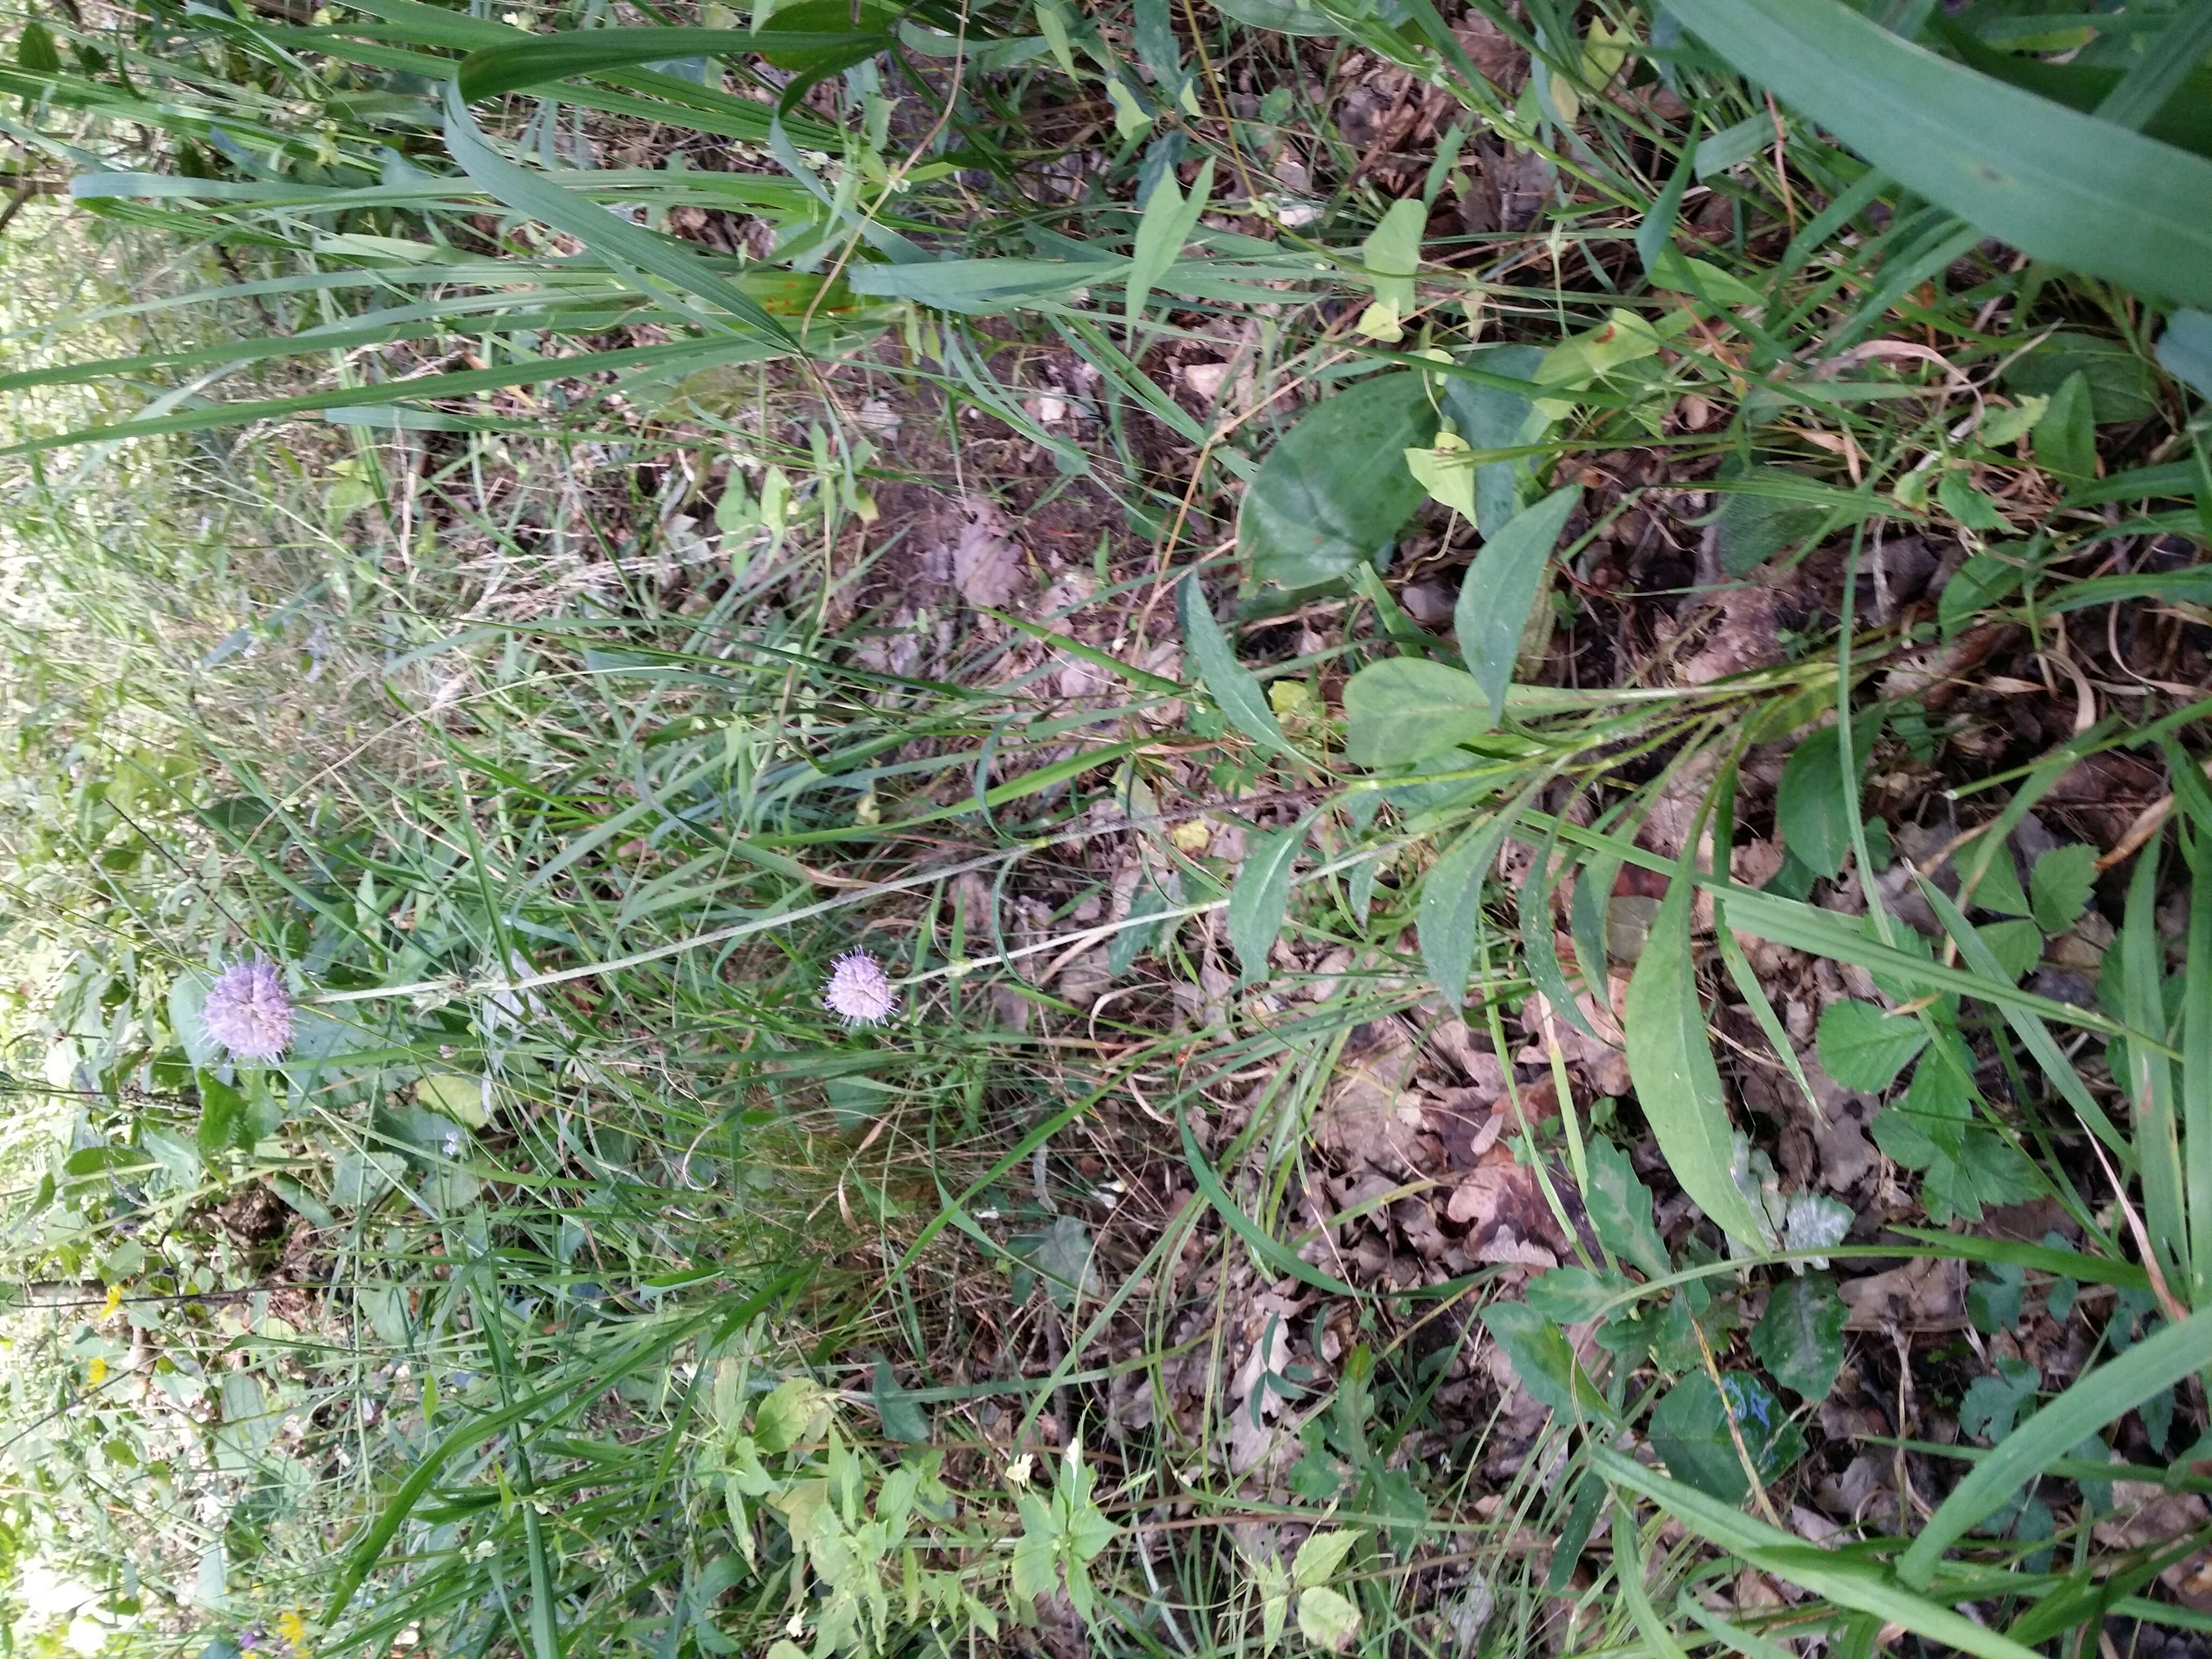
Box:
[2087,1134,2189,1326]
[1178,0,1261,210]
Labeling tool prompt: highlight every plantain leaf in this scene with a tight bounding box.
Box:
[1228,815,1311,985]
[1453,484,1581,725]
[1419,784,1538,1007]
[1623,866,1772,1251]
[1238,372,1440,596]
[1178,573,1301,766]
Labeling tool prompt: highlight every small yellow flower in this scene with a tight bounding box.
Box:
[85,1356,108,1387]
[275,1609,310,1653]
[101,1284,124,1320]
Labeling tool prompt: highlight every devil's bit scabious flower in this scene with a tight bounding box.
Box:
[821,948,896,1027]
[200,960,294,1062]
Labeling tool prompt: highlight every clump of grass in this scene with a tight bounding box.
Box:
[6,0,2212,1655]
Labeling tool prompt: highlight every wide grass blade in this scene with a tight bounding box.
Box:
[1897,1305,2212,1585]
[1661,0,2212,308]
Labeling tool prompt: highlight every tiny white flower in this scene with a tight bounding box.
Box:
[821,948,897,1027]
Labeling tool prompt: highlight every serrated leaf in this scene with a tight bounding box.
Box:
[1583,1135,1671,1281]
[1228,817,1309,985]
[1453,484,1582,724]
[1750,1275,1847,1400]
[1623,870,1773,1252]
[1256,1555,1290,1651]
[1290,1528,1363,1590]
[2029,842,2097,935]
[1481,1302,1607,1416]
[1238,372,1440,594]
[1297,1586,1361,1652]
[1975,918,2044,983]
[754,1377,832,1455]
[1815,999,1928,1092]
[1179,573,1299,765]
[1960,836,2032,917]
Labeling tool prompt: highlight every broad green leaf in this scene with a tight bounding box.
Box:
[1178,574,1301,765]
[417,1072,490,1129]
[2034,371,2097,484]
[1900,1306,2212,1586]
[1290,1528,1363,1590]
[2029,842,2097,934]
[1229,817,1310,985]
[1238,372,1440,595]
[1750,1276,1847,1400]
[1939,550,2028,640]
[1127,158,1213,326]
[1648,245,1766,310]
[1361,196,1424,319]
[1210,0,1336,32]
[17,20,60,72]
[169,972,220,1068]
[452,23,890,101]
[1583,1134,1671,1282]
[1341,659,1494,767]
[1418,784,1538,1006]
[1959,1356,2040,1444]
[195,1074,251,1162]
[1646,1372,1803,1503]
[1453,484,1582,724]
[1774,723,1854,879]
[1623,870,1773,1251]
[754,1377,832,1455]
[1921,878,2137,1171]
[1254,1554,1290,1652]
[1296,1586,1360,1652]
[1937,469,2007,531]
[1713,466,1836,577]
[2005,336,2162,425]
[1814,999,1927,1092]
[1404,434,1477,519]
[1525,1266,1621,1324]
[1960,839,2031,917]
[1479,1302,1609,1417]
[1663,0,2212,310]
[871,1358,929,1443]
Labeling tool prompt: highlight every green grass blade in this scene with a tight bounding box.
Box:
[1898,1305,2212,1586]
[1591,1446,2042,1659]
[440,83,795,344]
[1663,0,2212,308]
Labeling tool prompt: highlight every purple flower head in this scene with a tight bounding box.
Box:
[821,948,896,1027]
[200,960,294,1063]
